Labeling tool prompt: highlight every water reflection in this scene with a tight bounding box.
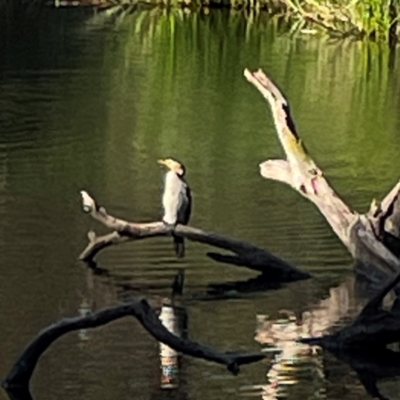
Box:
[205,274,283,299]
[80,263,189,389]
[3,387,34,400]
[250,312,325,400]
[77,298,92,341]
[329,348,400,400]
[159,301,188,389]
[245,277,364,400]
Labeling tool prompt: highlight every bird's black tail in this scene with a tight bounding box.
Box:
[173,234,185,258]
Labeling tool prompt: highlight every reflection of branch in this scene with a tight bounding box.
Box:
[3,386,33,400]
[79,191,310,282]
[327,348,400,400]
[300,272,400,348]
[206,274,282,297]
[2,299,265,392]
[255,277,360,346]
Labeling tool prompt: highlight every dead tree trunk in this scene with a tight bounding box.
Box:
[1,298,264,393]
[244,69,400,282]
[244,69,400,352]
[78,191,310,283]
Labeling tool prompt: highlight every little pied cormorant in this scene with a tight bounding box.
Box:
[158,158,192,258]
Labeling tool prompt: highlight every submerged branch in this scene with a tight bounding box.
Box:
[2,298,265,391]
[79,191,311,282]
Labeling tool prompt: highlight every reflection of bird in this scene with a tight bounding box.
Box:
[171,269,185,297]
[158,158,192,258]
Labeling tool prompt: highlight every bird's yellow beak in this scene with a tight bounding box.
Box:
[158,158,182,173]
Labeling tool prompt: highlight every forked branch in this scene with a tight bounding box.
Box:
[79,191,311,282]
[2,298,265,391]
[244,68,400,277]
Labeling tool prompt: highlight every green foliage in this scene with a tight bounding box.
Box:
[8,0,397,42]
[284,0,399,42]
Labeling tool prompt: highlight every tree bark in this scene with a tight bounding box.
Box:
[2,298,265,391]
[243,68,400,354]
[244,69,400,281]
[79,191,311,282]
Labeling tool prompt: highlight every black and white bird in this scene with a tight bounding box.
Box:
[158,157,192,258]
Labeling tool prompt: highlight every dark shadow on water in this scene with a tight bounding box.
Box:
[83,259,286,303]
[3,386,33,400]
[85,259,112,277]
[83,260,189,300]
[150,384,190,400]
[327,348,400,400]
[204,274,282,300]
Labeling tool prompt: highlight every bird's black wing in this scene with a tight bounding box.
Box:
[182,184,192,225]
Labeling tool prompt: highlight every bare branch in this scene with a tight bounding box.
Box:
[259,160,292,185]
[2,299,265,391]
[380,180,400,215]
[79,191,311,282]
[244,68,356,247]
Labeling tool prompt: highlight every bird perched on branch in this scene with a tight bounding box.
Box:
[158,158,192,258]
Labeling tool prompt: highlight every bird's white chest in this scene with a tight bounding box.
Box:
[162,171,184,224]
[163,171,181,194]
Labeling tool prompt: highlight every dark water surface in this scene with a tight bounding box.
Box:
[1,7,400,400]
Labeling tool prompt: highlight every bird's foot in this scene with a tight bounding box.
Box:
[162,220,176,232]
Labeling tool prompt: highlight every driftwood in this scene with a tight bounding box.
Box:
[244,69,400,283]
[243,68,400,354]
[1,297,265,394]
[79,191,311,282]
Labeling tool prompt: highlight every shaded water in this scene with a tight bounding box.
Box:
[1,7,400,400]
